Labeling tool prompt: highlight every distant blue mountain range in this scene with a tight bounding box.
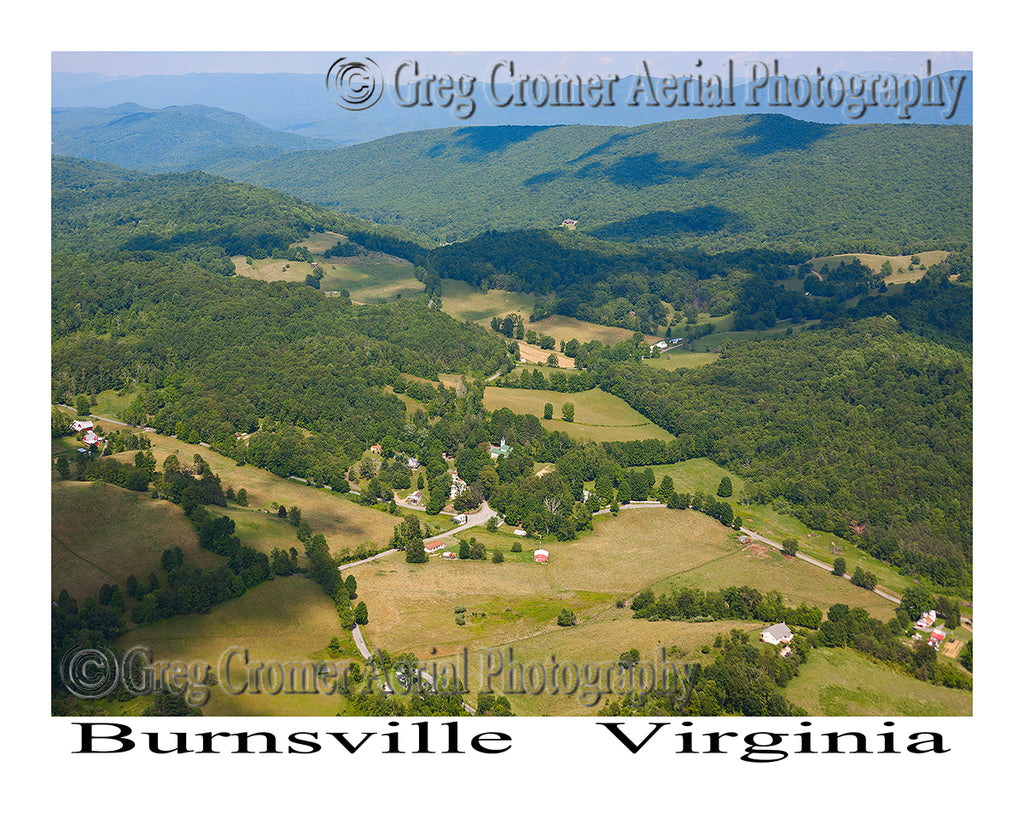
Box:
[52,68,972,148]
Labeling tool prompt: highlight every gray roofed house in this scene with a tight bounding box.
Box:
[760,623,794,645]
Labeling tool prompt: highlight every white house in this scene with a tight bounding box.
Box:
[407,490,422,505]
[534,549,549,563]
[760,623,794,645]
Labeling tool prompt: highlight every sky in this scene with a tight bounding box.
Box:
[52,50,973,79]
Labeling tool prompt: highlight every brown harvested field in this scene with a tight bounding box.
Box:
[51,481,216,600]
[517,341,573,367]
[116,575,358,717]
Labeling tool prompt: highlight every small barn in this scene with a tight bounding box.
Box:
[534,549,549,564]
[71,420,94,433]
[513,529,527,537]
[760,623,794,645]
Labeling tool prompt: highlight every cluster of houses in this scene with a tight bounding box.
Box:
[71,419,103,450]
[911,609,947,649]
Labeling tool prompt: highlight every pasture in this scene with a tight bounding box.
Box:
[483,386,676,443]
[51,481,215,601]
[100,427,402,558]
[350,508,736,661]
[435,279,535,325]
[649,458,912,597]
[808,250,949,285]
[526,314,659,347]
[116,575,358,717]
[784,647,971,716]
[644,350,720,370]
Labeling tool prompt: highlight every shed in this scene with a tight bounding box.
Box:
[534,549,549,563]
[513,529,527,537]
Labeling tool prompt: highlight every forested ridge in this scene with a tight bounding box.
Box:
[592,318,971,585]
[51,152,972,592]
[228,114,971,254]
[52,157,510,480]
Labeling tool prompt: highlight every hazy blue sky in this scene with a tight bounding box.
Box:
[52,51,972,78]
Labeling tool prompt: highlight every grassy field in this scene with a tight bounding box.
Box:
[808,251,949,285]
[648,458,917,599]
[351,509,735,659]
[644,350,720,370]
[483,386,676,443]
[116,575,360,716]
[348,505,917,715]
[648,538,895,621]
[784,647,971,716]
[92,422,402,559]
[526,314,660,347]
[51,481,217,601]
[436,279,535,325]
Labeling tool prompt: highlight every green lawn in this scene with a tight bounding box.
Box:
[784,647,971,716]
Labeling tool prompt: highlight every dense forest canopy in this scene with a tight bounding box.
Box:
[226,114,972,254]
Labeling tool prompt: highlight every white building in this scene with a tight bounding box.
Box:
[760,623,794,645]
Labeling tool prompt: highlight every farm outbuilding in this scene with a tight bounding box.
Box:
[534,549,549,563]
[71,420,93,432]
[760,623,794,645]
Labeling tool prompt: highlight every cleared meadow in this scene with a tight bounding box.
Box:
[483,386,676,443]
[116,575,358,717]
[784,647,971,716]
[52,481,215,601]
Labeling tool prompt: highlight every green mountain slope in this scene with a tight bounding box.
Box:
[225,114,971,254]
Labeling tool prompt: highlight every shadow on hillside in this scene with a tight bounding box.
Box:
[735,115,832,156]
[589,206,750,240]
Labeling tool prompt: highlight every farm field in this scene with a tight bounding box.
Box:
[483,386,676,443]
[784,647,971,716]
[647,539,895,621]
[116,575,360,717]
[51,481,215,601]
